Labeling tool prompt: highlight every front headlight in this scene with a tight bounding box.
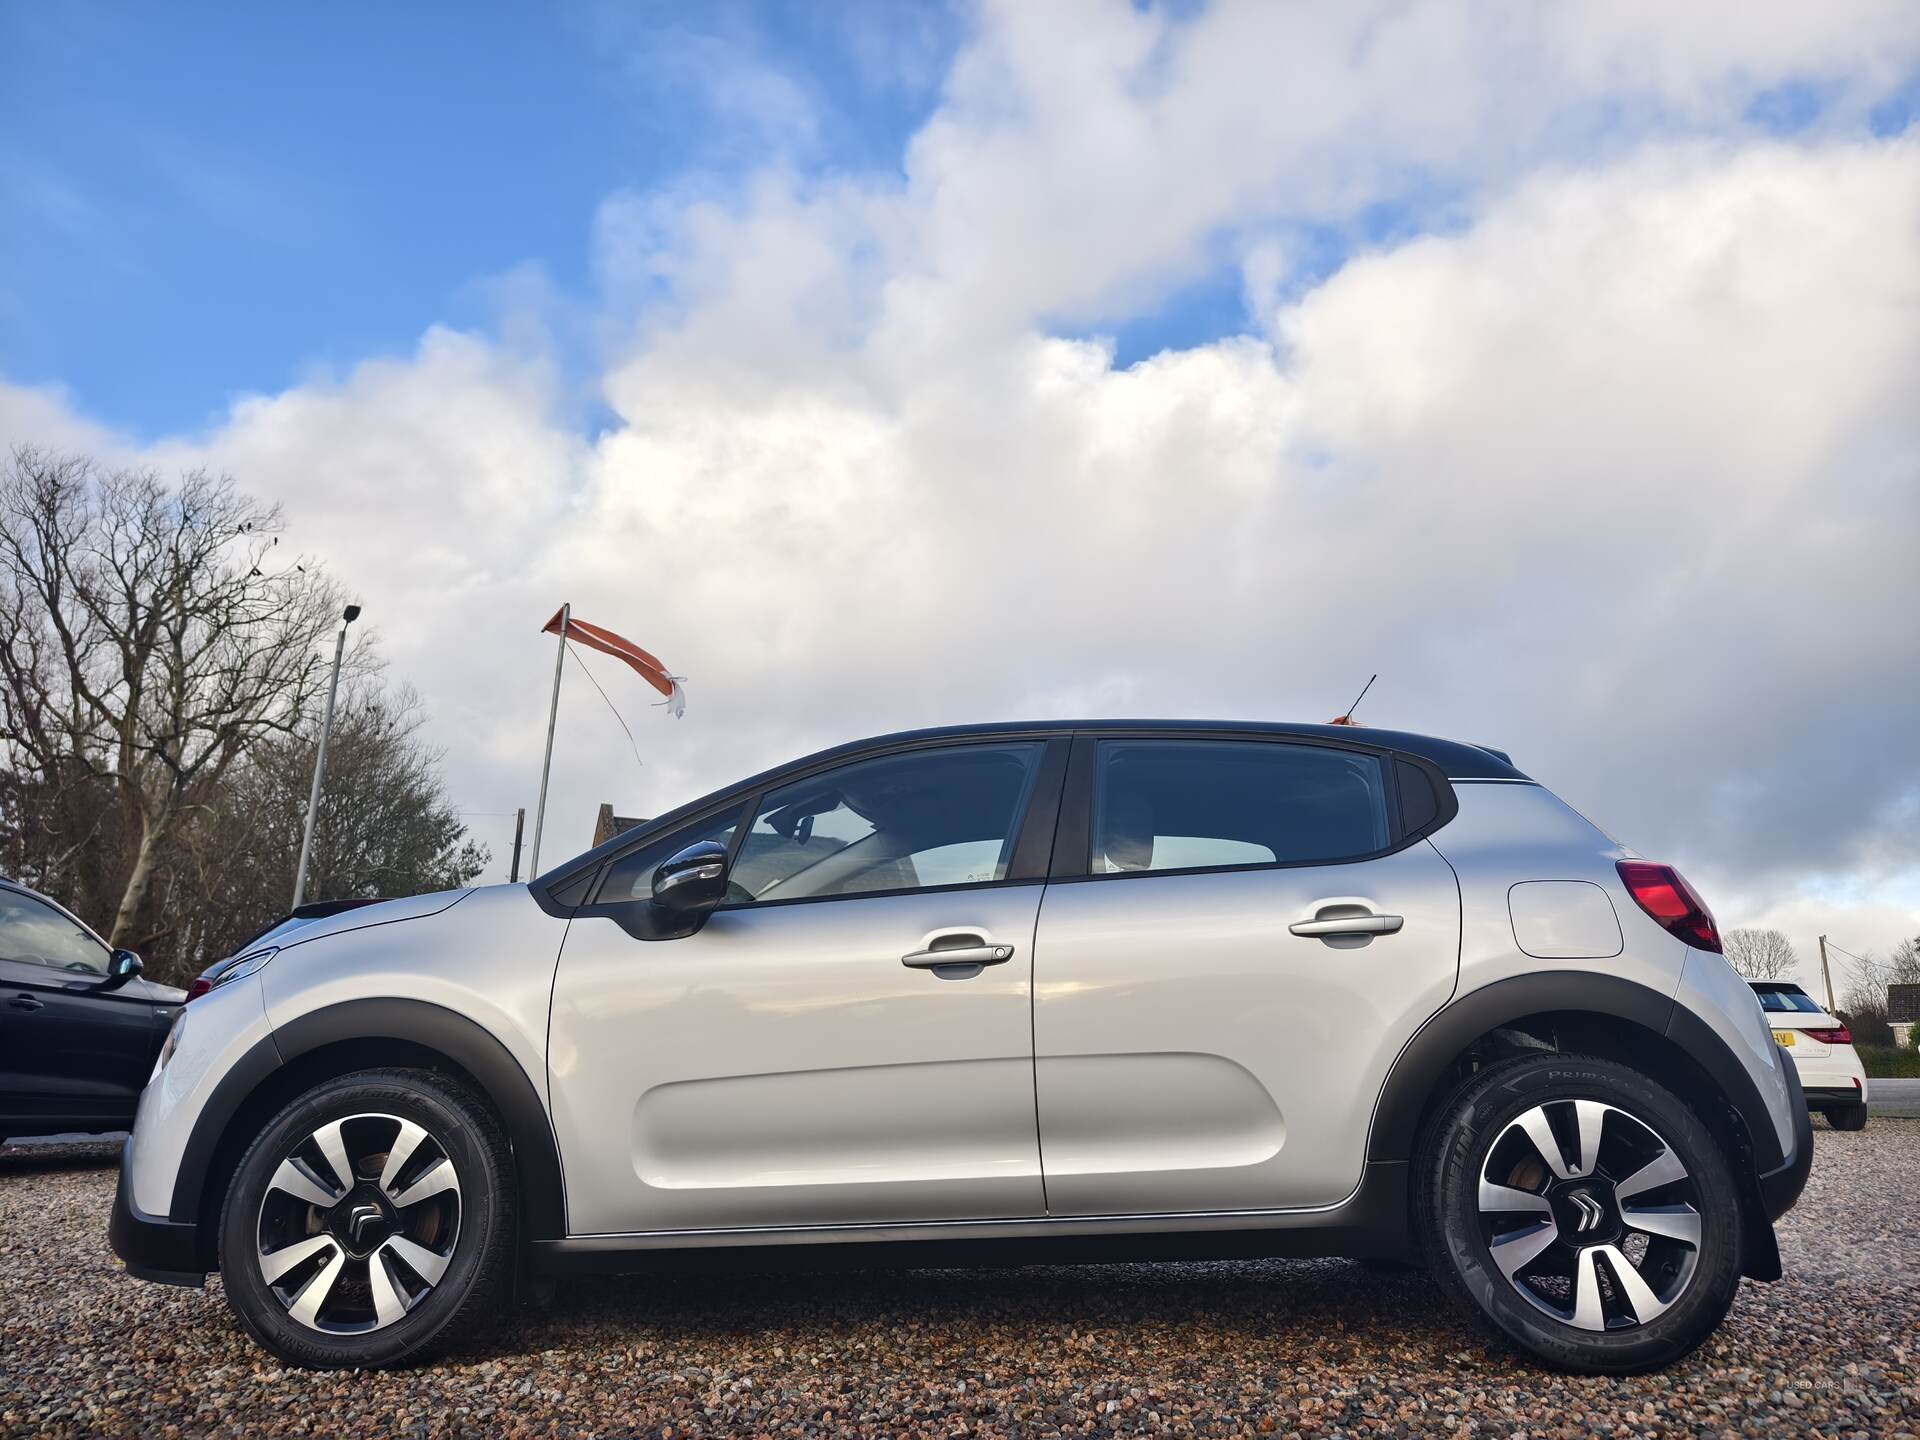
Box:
[212,945,279,989]
[155,1010,186,1075]
[193,944,280,999]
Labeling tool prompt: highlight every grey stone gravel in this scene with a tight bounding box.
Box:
[2,1118,1915,1438]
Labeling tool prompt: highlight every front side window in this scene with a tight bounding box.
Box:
[0,891,110,976]
[1091,740,1390,875]
[729,744,1044,903]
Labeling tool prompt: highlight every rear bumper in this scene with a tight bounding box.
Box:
[1754,1058,1815,1226]
[1802,1084,1865,1107]
[108,1140,206,1287]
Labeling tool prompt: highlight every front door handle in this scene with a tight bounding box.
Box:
[8,993,46,1012]
[902,943,1016,969]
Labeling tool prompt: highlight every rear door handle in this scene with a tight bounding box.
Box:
[902,943,1016,969]
[1289,915,1402,936]
[8,993,46,1012]
[1289,900,1404,938]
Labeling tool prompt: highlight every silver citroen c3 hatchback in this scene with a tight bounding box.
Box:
[110,720,1810,1373]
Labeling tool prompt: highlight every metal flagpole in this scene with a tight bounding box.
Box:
[293,603,361,909]
[528,601,569,877]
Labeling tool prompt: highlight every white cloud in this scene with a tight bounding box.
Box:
[3,1,1916,960]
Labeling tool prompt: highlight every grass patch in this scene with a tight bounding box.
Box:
[1858,1044,1920,1079]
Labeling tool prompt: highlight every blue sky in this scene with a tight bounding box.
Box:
[0,1,960,439]
[8,3,1914,438]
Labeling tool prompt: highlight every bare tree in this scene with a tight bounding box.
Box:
[1889,936,1920,986]
[156,685,488,975]
[1721,927,1797,981]
[0,447,343,951]
[1833,938,1920,1046]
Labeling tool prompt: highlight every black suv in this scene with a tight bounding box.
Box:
[0,877,183,1144]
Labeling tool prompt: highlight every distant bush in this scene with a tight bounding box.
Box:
[1857,1045,1920,1079]
[1837,1005,1894,1048]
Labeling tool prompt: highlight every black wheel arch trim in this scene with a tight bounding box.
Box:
[1369,969,1797,1282]
[1369,970,1791,1173]
[167,998,566,1248]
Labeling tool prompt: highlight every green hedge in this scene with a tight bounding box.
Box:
[1858,1045,1920,1079]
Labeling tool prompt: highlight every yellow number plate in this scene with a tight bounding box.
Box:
[1772,1030,1795,1048]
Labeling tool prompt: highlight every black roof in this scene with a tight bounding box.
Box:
[537,718,1525,887]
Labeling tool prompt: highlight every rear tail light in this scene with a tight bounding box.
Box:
[1803,1025,1851,1045]
[185,977,212,1004]
[1615,861,1722,952]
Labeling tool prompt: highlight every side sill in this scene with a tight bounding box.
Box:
[531,1161,1411,1274]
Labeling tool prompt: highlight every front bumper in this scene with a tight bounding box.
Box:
[108,1140,206,1287]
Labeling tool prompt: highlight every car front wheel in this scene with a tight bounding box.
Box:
[218,1067,516,1369]
[1418,1053,1745,1374]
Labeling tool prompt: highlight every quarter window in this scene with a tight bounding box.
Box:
[1091,740,1390,874]
[730,744,1044,903]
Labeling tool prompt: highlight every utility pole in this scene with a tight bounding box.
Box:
[508,807,526,884]
[1817,934,1836,1014]
[293,603,360,910]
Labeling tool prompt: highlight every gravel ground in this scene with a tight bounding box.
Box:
[2,1119,1915,1439]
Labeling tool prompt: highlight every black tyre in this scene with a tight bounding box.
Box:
[1417,1053,1744,1374]
[218,1068,516,1369]
[1826,1104,1868,1132]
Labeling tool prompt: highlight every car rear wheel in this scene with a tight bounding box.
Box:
[1417,1053,1745,1374]
[218,1068,516,1369]
[1826,1104,1867,1131]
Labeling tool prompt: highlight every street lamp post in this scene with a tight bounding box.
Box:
[292,603,360,910]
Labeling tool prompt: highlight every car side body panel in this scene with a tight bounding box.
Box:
[256,887,560,1107]
[551,886,1049,1234]
[1031,839,1461,1213]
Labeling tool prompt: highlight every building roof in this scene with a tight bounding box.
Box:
[591,804,647,848]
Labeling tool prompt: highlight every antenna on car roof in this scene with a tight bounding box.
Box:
[1331,674,1376,727]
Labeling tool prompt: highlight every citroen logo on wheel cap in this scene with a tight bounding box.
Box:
[1569,1190,1604,1233]
[347,1203,386,1246]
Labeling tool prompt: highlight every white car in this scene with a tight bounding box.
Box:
[1748,982,1868,1130]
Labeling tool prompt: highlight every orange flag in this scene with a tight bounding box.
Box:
[542,608,685,717]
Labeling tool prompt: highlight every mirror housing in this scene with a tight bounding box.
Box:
[99,948,143,992]
[651,841,731,916]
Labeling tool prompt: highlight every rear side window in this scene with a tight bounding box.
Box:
[1091,740,1390,874]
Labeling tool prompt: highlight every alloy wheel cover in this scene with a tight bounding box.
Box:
[254,1112,463,1335]
[1476,1098,1704,1332]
